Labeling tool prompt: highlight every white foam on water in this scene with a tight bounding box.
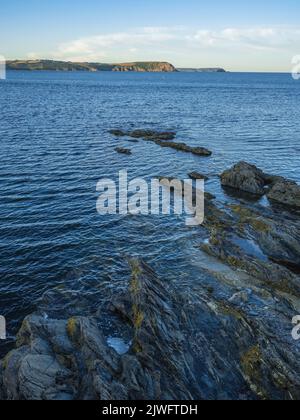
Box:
[107,337,131,355]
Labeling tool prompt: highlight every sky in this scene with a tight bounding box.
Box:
[1,0,300,71]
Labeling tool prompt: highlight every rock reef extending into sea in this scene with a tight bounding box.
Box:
[110,129,212,156]
[1,131,300,400]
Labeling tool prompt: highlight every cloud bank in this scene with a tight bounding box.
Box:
[30,26,300,71]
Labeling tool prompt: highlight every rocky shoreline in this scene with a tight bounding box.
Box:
[1,131,300,400]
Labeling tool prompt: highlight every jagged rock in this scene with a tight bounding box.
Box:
[267,179,300,209]
[221,162,267,195]
[115,147,132,155]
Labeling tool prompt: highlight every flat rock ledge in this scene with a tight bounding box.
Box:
[109,129,212,157]
[221,161,300,209]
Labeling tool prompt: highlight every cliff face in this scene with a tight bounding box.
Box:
[6,60,177,73]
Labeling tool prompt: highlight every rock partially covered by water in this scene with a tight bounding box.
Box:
[188,172,209,181]
[115,147,132,155]
[221,161,300,210]
[109,129,176,141]
[267,179,300,209]
[221,161,267,195]
[155,140,212,156]
[109,129,212,156]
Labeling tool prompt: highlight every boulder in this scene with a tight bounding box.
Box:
[221,162,267,195]
[267,179,300,209]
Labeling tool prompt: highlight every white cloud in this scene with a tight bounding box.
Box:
[191,27,300,50]
[52,27,182,62]
[29,25,300,70]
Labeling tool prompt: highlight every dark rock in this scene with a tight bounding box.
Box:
[155,140,212,156]
[221,162,266,195]
[267,179,300,209]
[109,130,127,137]
[188,172,209,181]
[109,129,176,141]
[221,161,300,211]
[115,147,132,155]
[128,130,176,141]
[109,129,212,156]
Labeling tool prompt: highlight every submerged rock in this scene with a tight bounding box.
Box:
[109,129,176,141]
[188,172,209,181]
[109,129,212,156]
[267,179,300,209]
[129,130,176,141]
[115,147,132,155]
[109,129,127,137]
[155,140,212,156]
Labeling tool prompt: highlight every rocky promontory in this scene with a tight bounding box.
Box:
[7,60,177,73]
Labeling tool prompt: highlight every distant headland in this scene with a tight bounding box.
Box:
[177,67,226,73]
[6,60,226,73]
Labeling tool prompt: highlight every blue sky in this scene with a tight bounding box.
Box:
[1,0,300,71]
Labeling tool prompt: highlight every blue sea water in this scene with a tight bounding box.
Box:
[0,71,300,355]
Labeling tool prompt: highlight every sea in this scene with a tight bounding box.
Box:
[0,70,300,355]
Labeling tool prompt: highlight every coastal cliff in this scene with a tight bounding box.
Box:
[6,60,177,72]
